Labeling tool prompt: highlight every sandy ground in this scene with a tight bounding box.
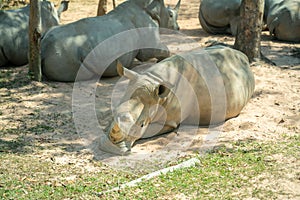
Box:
[0,0,299,193]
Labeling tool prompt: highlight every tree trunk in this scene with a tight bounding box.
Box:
[97,0,107,16]
[234,0,264,62]
[28,0,42,81]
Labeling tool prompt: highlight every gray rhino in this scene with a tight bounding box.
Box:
[198,0,241,35]
[41,0,181,82]
[265,0,300,42]
[0,0,69,67]
[100,45,255,155]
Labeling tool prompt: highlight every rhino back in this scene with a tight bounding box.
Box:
[42,1,158,81]
[146,46,254,125]
[206,46,255,121]
[42,17,138,81]
[0,7,30,66]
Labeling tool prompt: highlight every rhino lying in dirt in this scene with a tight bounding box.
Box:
[41,0,181,82]
[99,45,255,155]
[0,0,69,67]
[265,0,300,42]
[198,0,241,35]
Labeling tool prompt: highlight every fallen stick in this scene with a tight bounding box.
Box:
[97,157,200,196]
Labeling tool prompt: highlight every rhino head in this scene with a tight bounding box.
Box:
[146,0,181,30]
[106,62,173,154]
[40,0,69,33]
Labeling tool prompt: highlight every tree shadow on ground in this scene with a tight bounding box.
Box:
[0,66,31,89]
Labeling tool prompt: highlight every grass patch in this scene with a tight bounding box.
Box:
[27,124,55,134]
[105,135,299,199]
[0,135,298,199]
[0,154,137,199]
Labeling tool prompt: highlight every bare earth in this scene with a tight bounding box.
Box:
[0,0,299,197]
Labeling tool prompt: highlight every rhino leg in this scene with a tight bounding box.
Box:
[98,134,130,155]
[0,47,8,67]
[136,45,170,62]
[141,121,178,139]
[229,17,239,35]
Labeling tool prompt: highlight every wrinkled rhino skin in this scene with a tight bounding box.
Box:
[41,0,181,82]
[103,45,255,154]
[265,0,300,42]
[0,0,68,67]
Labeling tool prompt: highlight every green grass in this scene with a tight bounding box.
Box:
[0,154,137,199]
[0,134,298,199]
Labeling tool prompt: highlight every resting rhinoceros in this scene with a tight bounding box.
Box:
[41,0,181,82]
[99,45,255,155]
[265,0,300,42]
[0,0,69,67]
[198,0,241,35]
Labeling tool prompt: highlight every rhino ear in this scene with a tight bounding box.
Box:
[156,82,173,98]
[146,0,162,24]
[117,61,139,80]
[157,85,170,98]
[57,0,69,18]
[174,0,181,12]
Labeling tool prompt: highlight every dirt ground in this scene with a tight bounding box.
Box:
[0,0,299,197]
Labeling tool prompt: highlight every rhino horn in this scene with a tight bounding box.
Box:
[174,0,181,12]
[117,60,139,80]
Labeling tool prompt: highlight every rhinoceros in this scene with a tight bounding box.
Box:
[0,0,69,67]
[265,0,300,42]
[99,45,255,155]
[41,0,181,82]
[198,0,241,35]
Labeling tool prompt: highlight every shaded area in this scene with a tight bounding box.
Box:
[0,137,32,153]
[0,66,31,89]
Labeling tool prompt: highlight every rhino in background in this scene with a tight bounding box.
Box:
[265,0,300,42]
[99,45,255,155]
[198,0,270,35]
[0,0,69,67]
[41,0,181,82]
[198,0,241,35]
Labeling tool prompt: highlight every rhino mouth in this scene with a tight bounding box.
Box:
[115,140,132,152]
[96,123,131,155]
[98,134,131,155]
[97,122,137,155]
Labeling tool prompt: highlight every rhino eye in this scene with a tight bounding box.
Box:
[169,12,173,18]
